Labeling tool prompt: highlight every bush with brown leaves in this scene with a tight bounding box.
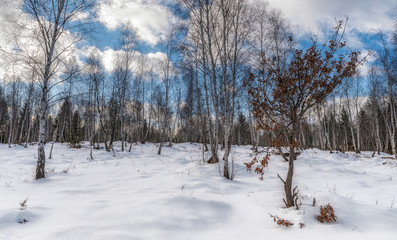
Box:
[317,204,337,223]
[245,153,269,181]
[269,214,293,227]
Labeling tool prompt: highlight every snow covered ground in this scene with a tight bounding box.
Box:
[0,142,396,240]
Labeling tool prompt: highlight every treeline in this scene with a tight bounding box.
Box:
[0,77,257,148]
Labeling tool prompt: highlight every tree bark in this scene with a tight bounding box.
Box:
[284,123,296,207]
[36,93,48,179]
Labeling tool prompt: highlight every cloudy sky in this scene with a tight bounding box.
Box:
[96,0,397,77]
[0,0,396,77]
[92,0,396,48]
[97,0,395,71]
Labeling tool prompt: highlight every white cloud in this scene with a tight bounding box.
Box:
[85,45,168,76]
[267,0,396,39]
[0,2,85,83]
[0,1,34,81]
[72,11,91,21]
[95,0,177,45]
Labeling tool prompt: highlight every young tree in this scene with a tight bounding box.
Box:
[248,20,361,207]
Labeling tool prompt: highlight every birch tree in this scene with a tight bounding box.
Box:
[114,25,138,152]
[20,0,94,179]
[157,30,178,154]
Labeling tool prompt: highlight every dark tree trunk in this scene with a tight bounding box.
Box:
[283,123,297,207]
[157,142,162,155]
[284,144,295,207]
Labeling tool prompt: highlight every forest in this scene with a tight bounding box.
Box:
[0,0,395,179]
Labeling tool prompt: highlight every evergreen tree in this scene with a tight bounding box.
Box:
[235,112,250,145]
[69,110,82,147]
[57,98,72,142]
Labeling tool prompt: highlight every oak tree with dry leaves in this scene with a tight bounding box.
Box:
[248,19,363,207]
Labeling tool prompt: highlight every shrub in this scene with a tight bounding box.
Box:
[317,204,337,223]
[245,153,269,181]
[269,213,293,227]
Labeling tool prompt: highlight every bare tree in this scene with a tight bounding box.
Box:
[377,31,397,156]
[157,29,178,154]
[19,0,94,179]
[181,0,250,178]
[113,25,138,152]
[134,55,149,144]
[368,67,383,154]
[84,52,105,159]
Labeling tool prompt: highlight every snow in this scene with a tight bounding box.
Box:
[0,143,396,240]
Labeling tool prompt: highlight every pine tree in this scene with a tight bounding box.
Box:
[56,98,72,142]
[69,110,82,147]
[235,112,250,145]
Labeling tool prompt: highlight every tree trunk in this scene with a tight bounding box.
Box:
[8,118,13,148]
[36,97,47,180]
[284,144,295,207]
[316,107,326,149]
[375,117,382,154]
[121,122,125,152]
[300,123,306,148]
[25,118,31,147]
[128,140,133,152]
[18,107,28,145]
[283,123,297,208]
[49,140,55,159]
[349,124,357,152]
[223,134,231,179]
[157,142,162,155]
